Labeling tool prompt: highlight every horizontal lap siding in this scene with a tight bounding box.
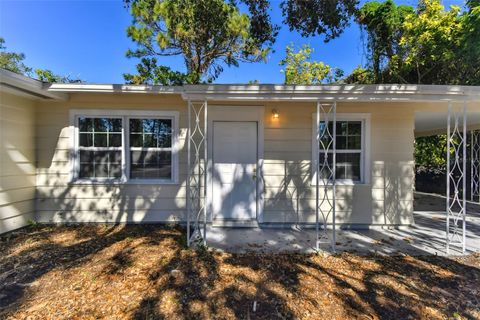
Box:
[0,92,36,233]
[35,93,188,223]
[261,101,415,225]
[35,95,415,226]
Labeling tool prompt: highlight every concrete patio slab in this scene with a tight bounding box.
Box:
[205,192,480,256]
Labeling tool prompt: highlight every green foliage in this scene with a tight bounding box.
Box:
[414,135,447,168]
[461,0,480,83]
[123,0,278,84]
[124,57,199,85]
[0,37,32,75]
[281,0,358,42]
[399,0,464,84]
[350,0,480,85]
[240,0,279,49]
[279,44,342,85]
[343,66,375,84]
[1,38,82,83]
[35,68,82,84]
[27,219,39,228]
[356,0,413,83]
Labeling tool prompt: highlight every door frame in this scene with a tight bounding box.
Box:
[207,105,265,223]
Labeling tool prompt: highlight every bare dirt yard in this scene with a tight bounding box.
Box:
[1,225,479,320]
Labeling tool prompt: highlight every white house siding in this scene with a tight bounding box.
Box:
[261,101,415,226]
[35,94,416,226]
[35,93,188,224]
[0,92,36,233]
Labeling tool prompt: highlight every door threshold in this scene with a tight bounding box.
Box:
[211,219,259,228]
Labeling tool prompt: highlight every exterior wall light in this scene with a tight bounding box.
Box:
[272,109,279,119]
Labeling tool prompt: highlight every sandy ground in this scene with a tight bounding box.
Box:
[1,224,479,320]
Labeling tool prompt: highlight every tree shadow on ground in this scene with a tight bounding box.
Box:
[132,235,480,319]
[1,225,479,320]
[0,224,183,311]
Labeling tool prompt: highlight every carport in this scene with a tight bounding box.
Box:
[415,103,480,253]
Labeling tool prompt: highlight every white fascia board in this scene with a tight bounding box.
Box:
[46,83,184,94]
[181,84,480,102]
[0,68,68,100]
[182,83,470,95]
[39,80,480,102]
[181,93,480,103]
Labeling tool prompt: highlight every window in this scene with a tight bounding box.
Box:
[78,117,123,179]
[72,110,178,183]
[313,114,370,184]
[129,118,172,180]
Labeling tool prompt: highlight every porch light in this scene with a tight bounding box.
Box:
[272,109,279,119]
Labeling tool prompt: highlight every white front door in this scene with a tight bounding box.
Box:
[212,121,257,221]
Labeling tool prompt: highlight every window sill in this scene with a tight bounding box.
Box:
[311,180,370,186]
[126,179,178,185]
[69,179,179,186]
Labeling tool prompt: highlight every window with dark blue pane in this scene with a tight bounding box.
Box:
[318,120,363,181]
[129,118,172,180]
[78,117,122,179]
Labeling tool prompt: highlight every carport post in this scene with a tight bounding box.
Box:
[186,100,208,247]
[446,102,467,254]
[187,101,191,247]
[203,100,208,246]
[315,101,337,253]
[471,130,480,203]
[315,102,319,250]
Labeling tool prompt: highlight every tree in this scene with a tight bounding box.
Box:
[414,135,448,168]
[0,37,32,75]
[123,57,196,85]
[281,0,358,42]
[399,0,464,84]
[279,44,342,85]
[34,69,82,84]
[459,0,480,85]
[343,66,375,84]
[123,0,278,84]
[355,0,413,83]
[349,0,480,85]
[1,38,82,83]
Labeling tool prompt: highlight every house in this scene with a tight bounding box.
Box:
[1,69,479,250]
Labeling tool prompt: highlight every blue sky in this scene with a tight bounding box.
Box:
[0,0,464,84]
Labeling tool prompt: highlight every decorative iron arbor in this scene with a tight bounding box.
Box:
[472,130,480,203]
[186,100,208,247]
[446,102,468,254]
[315,101,337,252]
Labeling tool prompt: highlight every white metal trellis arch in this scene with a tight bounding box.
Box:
[446,102,467,254]
[471,130,480,203]
[186,100,208,247]
[315,101,337,252]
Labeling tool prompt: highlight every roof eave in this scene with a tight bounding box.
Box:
[181,84,480,102]
[0,69,68,100]
[29,78,480,102]
[46,83,184,94]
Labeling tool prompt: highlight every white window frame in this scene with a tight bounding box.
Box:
[70,109,179,185]
[311,113,371,185]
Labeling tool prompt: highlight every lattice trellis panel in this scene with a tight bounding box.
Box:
[315,102,337,252]
[446,102,467,254]
[471,130,480,203]
[187,100,208,247]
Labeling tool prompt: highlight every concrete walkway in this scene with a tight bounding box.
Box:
[206,192,480,256]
